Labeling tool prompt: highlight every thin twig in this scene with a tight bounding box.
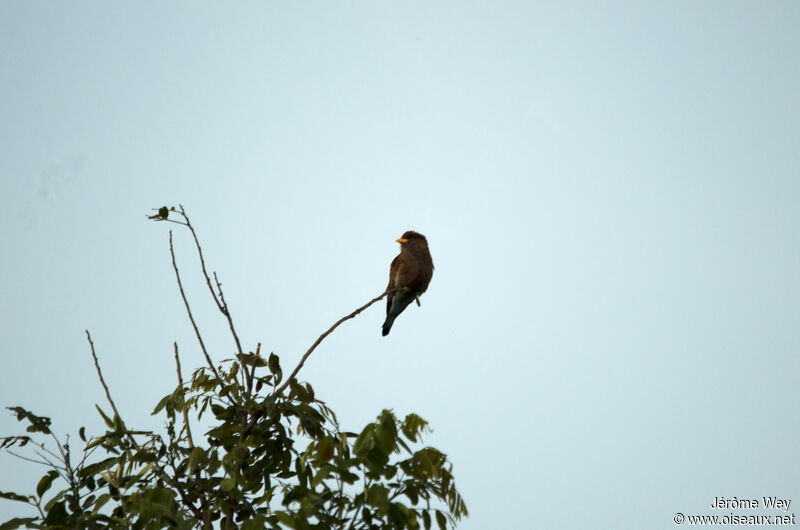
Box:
[155,218,189,227]
[33,449,61,472]
[28,440,62,462]
[212,269,247,389]
[86,331,205,521]
[174,343,194,448]
[271,290,392,399]
[169,230,224,385]
[177,205,246,369]
[240,290,392,438]
[76,443,100,471]
[53,435,67,462]
[61,439,83,514]
[32,497,46,519]
[177,205,224,314]
[86,330,130,440]
[247,343,261,395]
[6,450,51,467]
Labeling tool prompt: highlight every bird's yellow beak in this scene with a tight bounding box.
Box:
[396,237,408,243]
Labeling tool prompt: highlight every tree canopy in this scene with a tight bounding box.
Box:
[1,206,467,530]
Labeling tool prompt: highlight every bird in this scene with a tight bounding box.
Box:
[382,231,434,336]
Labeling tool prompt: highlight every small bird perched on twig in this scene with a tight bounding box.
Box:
[383,231,434,336]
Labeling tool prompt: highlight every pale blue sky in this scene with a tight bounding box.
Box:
[2,2,799,528]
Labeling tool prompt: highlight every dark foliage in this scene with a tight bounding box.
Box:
[0,207,466,529]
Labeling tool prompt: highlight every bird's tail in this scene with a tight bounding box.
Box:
[381,316,396,337]
[382,290,416,336]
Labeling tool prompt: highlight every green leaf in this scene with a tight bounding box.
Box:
[43,489,66,512]
[220,477,236,491]
[274,511,295,528]
[85,436,107,450]
[45,500,68,525]
[78,426,86,442]
[0,491,29,503]
[404,485,419,505]
[337,469,359,484]
[78,457,119,478]
[169,389,184,413]
[374,423,396,455]
[81,494,95,510]
[383,465,398,480]
[315,436,335,464]
[268,353,282,384]
[399,503,419,527]
[241,516,267,530]
[310,464,333,488]
[112,413,124,433]
[151,394,172,416]
[366,446,389,469]
[422,510,431,530]
[436,510,447,530]
[6,407,52,435]
[210,403,227,419]
[240,353,267,368]
[92,493,111,515]
[95,405,114,429]
[353,425,374,456]
[0,436,31,450]
[289,380,308,402]
[186,447,205,474]
[366,484,389,507]
[36,470,59,498]
[401,413,429,442]
[0,518,37,530]
[388,502,417,527]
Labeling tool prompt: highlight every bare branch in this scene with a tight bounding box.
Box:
[213,270,247,385]
[168,230,223,385]
[179,206,246,364]
[154,218,188,227]
[240,290,391,438]
[174,343,194,448]
[86,330,205,520]
[86,330,129,436]
[170,206,245,387]
[6,450,51,467]
[32,449,61,473]
[32,496,46,519]
[247,343,261,395]
[175,205,224,313]
[272,290,393,398]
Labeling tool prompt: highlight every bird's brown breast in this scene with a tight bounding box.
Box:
[388,240,433,294]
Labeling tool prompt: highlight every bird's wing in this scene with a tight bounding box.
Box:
[393,257,419,289]
[386,255,401,292]
[386,255,401,314]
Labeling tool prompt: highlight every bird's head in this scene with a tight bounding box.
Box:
[396,231,427,246]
